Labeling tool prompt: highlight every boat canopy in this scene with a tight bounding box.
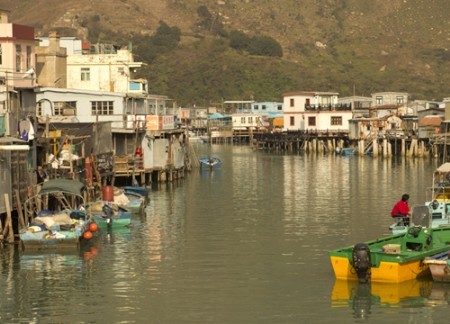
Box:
[436,163,450,173]
[39,179,86,196]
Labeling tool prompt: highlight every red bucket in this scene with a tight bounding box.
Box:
[102,185,114,202]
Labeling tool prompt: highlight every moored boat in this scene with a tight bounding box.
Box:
[20,179,96,251]
[87,201,132,228]
[199,157,223,169]
[113,187,149,213]
[423,250,450,282]
[329,226,450,283]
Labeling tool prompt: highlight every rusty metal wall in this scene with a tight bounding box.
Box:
[0,151,12,214]
[10,150,28,211]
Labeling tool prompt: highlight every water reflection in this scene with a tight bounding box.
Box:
[331,279,450,319]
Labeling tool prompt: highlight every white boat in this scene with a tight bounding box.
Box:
[390,163,450,234]
[187,131,203,143]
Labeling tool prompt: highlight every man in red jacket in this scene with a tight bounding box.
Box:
[391,194,411,225]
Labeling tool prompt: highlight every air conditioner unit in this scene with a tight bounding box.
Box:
[63,108,76,116]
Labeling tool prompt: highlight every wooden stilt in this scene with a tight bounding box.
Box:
[4,194,14,243]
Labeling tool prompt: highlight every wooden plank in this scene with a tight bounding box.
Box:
[0,207,3,242]
[14,189,26,230]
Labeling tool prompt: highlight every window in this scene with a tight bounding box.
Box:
[81,67,90,81]
[277,105,282,111]
[53,101,77,116]
[376,96,383,105]
[290,116,295,126]
[290,98,294,107]
[0,44,2,65]
[15,45,21,72]
[396,96,404,104]
[331,116,342,126]
[308,116,316,126]
[91,101,114,115]
[248,117,253,124]
[26,46,32,69]
[262,105,266,110]
[241,117,245,123]
[254,105,259,110]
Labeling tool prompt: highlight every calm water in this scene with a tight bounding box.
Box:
[1,144,450,323]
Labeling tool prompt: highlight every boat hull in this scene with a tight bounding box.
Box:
[93,212,131,228]
[330,256,430,283]
[121,186,150,196]
[20,229,82,251]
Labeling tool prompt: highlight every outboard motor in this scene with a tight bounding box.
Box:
[102,204,114,226]
[352,243,371,283]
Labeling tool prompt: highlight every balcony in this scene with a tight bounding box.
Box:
[305,104,352,111]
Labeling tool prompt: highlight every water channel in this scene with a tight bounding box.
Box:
[1,144,450,323]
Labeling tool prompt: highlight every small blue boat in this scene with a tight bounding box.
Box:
[199,157,223,169]
[340,148,354,155]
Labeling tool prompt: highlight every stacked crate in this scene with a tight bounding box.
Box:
[114,155,131,172]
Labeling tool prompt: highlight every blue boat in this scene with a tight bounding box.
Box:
[20,179,95,251]
[199,157,223,169]
[122,190,149,213]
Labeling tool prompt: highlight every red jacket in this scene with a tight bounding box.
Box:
[391,200,410,217]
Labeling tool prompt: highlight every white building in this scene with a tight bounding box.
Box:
[282,91,352,132]
[36,87,128,129]
[232,114,263,130]
[66,48,146,94]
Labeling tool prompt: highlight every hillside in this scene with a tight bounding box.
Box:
[1,0,449,105]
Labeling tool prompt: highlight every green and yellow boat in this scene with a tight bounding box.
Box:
[329,226,450,283]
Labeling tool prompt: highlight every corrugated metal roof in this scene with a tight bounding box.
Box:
[418,115,443,127]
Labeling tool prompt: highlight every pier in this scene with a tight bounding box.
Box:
[252,130,449,159]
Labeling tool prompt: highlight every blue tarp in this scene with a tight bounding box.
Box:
[208,113,231,120]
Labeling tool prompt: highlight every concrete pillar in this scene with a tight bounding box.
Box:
[372,139,378,157]
[401,139,406,157]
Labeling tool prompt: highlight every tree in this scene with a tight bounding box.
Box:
[248,36,283,57]
[229,30,250,52]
